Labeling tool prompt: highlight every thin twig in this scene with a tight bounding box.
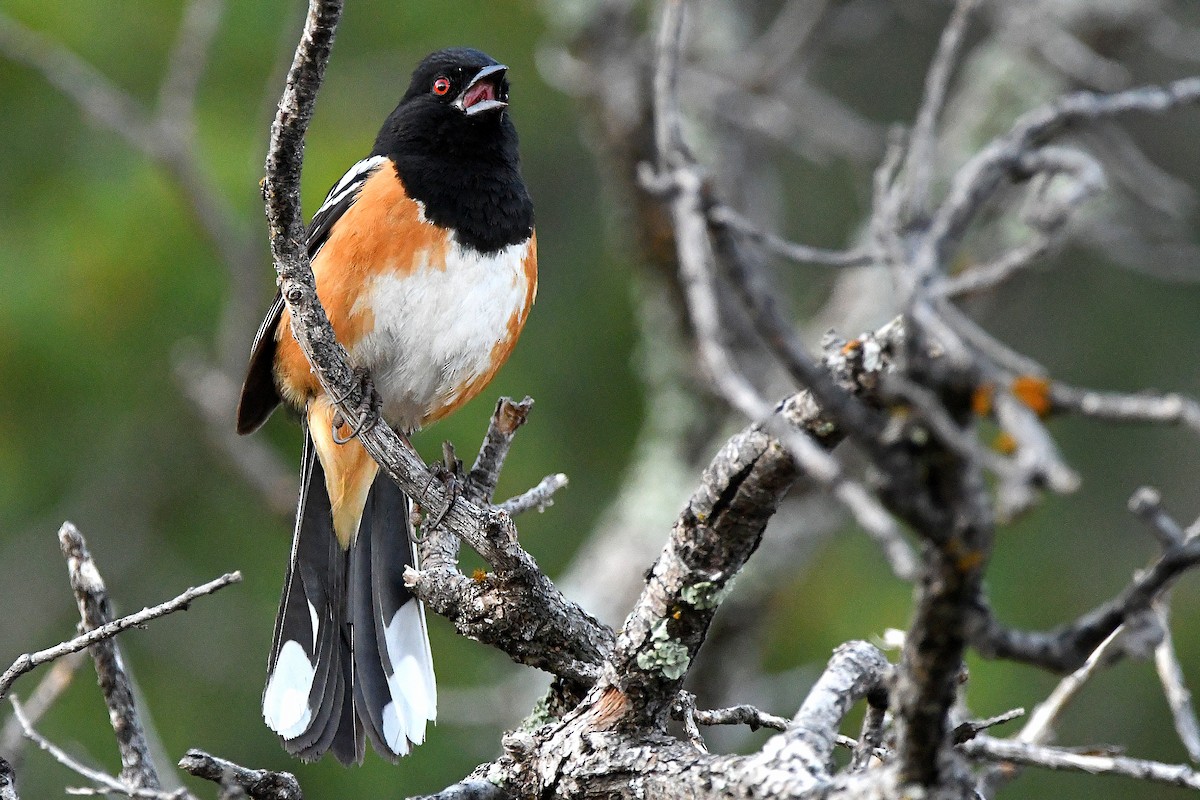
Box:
[939,143,1107,300]
[0,651,84,765]
[1050,383,1200,438]
[952,707,1025,744]
[497,474,569,517]
[963,735,1200,790]
[838,733,889,764]
[934,299,1047,378]
[672,692,709,753]
[1129,487,1187,549]
[0,570,242,699]
[977,627,1127,797]
[0,11,160,153]
[850,703,887,770]
[903,0,979,221]
[971,526,1200,673]
[1153,603,1200,763]
[1023,625,1124,744]
[922,76,1200,277]
[706,205,872,269]
[158,0,225,127]
[691,704,789,732]
[172,345,295,516]
[464,397,536,505]
[59,523,161,790]
[940,235,1052,298]
[7,698,192,800]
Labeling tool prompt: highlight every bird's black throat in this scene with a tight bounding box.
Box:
[372,108,534,254]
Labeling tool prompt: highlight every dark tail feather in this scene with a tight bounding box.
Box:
[262,428,363,764]
[263,425,435,763]
[348,501,393,758]
[351,469,437,758]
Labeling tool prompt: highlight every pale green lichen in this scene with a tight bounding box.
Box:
[636,619,690,679]
[484,762,507,786]
[681,579,733,610]
[517,693,557,733]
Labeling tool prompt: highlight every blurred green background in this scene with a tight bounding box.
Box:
[0,1,1198,798]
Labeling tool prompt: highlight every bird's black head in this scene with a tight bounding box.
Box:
[402,48,510,116]
[373,48,514,160]
[372,47,533,253]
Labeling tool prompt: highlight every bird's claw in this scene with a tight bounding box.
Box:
[414,448,463,540]
[331,367,382,445]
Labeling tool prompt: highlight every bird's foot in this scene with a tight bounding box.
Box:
[331,367,382,445]
[415,443,464,539]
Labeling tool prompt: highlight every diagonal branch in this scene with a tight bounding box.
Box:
[59,523,163,790]
[962,735,1200,790]
[8,697,192,800]
[970,526,1200,672]
[0,561,241,699]
[178,749,302,800]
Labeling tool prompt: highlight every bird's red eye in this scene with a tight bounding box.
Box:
[432,77,451,96]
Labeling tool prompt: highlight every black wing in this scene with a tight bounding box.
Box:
[234,156,390,434]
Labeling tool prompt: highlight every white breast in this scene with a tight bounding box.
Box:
[350,237,533,432]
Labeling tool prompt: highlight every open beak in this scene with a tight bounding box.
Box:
[453,63,509,116]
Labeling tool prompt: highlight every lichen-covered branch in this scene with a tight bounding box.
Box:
[404,563,611,691]
[58,523,163,790]
[178,749,302,800]
[602,425,801,725]
[472,641,894,800]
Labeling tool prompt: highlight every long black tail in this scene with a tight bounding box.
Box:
[262,427,437,764]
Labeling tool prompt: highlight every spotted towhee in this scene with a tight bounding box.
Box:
[235,48,536,764]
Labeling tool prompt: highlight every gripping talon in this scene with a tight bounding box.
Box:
[332,407,377,445]
[329,368,382,445]
[414,455,462,539]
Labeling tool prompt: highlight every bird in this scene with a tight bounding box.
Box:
[235,47,536,765]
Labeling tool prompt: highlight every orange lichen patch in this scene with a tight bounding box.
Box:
[422,236,538,426]
[1011,374,1052,417]
[841,338,862,355]
[972,382,995,417]
[992,431,1017,455]
[274,164,450,405]
[471,568,488,582]
[307,396,379,549]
